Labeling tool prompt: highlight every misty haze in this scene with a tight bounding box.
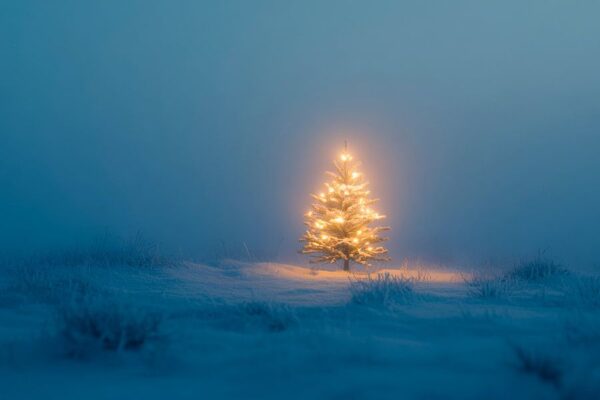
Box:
[1,2,599,399]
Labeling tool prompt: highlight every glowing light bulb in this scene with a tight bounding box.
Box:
[315,222,324,229]
[307,211,313,217]
[352,238,359,244]
[333,216,344,224]
[340,153,350,161]
[351,172,360,179]
[319,192,325,198]
[367,246,373,251]
[357,230,362,235]
[328,187,334,193]
[321,234,328,240]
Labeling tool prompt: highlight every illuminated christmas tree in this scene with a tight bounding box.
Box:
[300,144,390,271]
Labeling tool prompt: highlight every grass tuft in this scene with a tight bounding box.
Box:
[56,299,163,358]
[349,273,414,308]
[512,344,562,388]
[505,255,568,283]
[31,232,176,268]
[465,274,515,299]
[235,301,297,332]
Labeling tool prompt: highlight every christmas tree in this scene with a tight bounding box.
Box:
[300,144,390,271]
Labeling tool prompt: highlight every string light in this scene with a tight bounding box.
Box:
[300,145,390,271]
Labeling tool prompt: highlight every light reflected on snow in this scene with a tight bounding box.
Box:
[252,263,466,283]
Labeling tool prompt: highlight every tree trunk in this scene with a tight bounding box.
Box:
[343,259,350,272]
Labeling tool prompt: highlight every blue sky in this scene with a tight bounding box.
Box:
[1,1,599,267]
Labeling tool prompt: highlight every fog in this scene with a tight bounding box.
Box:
[2,1,599,267]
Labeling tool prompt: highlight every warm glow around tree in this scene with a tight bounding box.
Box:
[300,145,390,271]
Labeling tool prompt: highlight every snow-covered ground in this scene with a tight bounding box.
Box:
[1,260,599,399]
